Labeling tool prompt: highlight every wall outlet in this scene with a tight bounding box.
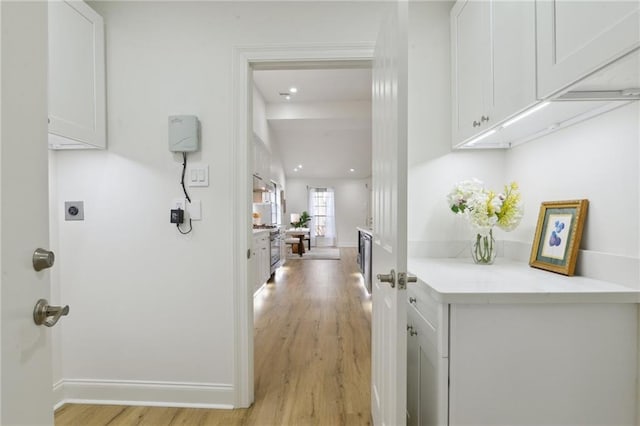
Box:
[172,198,186,211]
[171,198,187,224]
[188,200,201,220]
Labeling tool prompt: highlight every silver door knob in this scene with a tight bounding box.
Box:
[33,248,55,271]
[377,269,396,288]
[33,299,69,327]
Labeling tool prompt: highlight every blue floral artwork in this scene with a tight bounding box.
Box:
[541,214,573,260]
[548,220,565,247]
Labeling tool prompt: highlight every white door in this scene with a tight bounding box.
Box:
[1,2,56,424]
[370,2,409,425]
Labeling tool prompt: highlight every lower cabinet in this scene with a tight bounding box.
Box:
[407,280,638,425]
[252,232,270,292]
[406,286,448,426]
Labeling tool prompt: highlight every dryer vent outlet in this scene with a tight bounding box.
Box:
[65,201,84,221]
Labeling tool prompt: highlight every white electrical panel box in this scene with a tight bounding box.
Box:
[168,115,200,152]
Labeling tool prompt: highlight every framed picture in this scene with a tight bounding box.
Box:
[529,199,589,276]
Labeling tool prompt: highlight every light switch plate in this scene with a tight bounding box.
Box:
[188,164,209,187]
[65,201,84,221]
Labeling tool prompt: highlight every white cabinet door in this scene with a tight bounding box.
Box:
[451,0,489,143]
[260,239,269,284]
[406,305,419,426]
[252,233,270,291]
[536,0,640,98]
[451,0,536,147]
[406,285,449,426]
[489,1,537,122]
[48,0,106,149]
[252,235,258,291]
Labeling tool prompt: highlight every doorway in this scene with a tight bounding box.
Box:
[231,45,375,408]
[249,64,373,417]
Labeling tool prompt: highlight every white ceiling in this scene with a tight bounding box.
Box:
[253,68,372,179]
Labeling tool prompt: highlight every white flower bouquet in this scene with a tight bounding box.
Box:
[447,178,524,263]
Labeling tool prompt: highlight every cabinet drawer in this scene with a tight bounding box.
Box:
[407,280,442,331]
[407,279,449,358]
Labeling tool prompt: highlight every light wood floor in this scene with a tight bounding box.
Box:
[55,248,372,425]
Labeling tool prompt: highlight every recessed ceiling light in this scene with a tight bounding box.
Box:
[290,87,298,93]
[293,168,298,172]
[297,164,303,169]
[285,95,291,100]
[349,168,355,172]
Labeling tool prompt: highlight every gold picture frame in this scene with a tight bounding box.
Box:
[529,199,589,276]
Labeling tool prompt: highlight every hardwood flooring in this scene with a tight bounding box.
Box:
[55,248,372,425]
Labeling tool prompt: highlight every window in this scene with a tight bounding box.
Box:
[311,189,329,237]
[308,187,335,245]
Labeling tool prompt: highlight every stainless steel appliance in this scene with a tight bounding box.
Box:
[358,230,372,293]
[362,232,372,293]
[269,229,281,274]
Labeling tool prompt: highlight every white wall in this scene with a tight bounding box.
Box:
[407,1,505,246]
[407,2,639,286]
[505,103,639,257]
[253,86,269,148]
[286,178,370,247]
[50,0,387,407]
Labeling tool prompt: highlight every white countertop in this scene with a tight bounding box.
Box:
[252,229,270,235]
[408,257,640,304]
[357,227,373,236]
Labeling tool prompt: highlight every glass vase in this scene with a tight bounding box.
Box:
[471,229,496,265]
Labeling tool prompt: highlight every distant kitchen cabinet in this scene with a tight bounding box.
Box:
[253,231,270,292]
[536,0,640,99]
[450,0,536,147]
[253,134,271,183]
[48,1,106,149]
[406,278,637,425]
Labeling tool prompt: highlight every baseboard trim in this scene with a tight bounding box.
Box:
[53,380,65,410]
[53,379,234,410]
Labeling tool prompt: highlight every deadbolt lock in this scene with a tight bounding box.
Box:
[33,248,55,271]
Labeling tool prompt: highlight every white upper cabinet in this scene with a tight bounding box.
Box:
[536,0,640,99]
[451,0,536,147]
[48,1,106,149]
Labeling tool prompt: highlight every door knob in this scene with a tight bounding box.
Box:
[33,248,55,271]
[33,299,69,327]
[377,269,396,288]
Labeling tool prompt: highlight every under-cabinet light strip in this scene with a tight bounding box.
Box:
[464,129,497,147]
[502,102,551,128]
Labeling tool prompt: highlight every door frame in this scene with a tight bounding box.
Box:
[231,43,374,407]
